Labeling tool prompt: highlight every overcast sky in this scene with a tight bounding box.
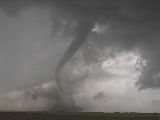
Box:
[0,0,160,112]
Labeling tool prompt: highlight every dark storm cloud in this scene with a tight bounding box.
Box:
[0,0,156,22]
[0,0,125,18]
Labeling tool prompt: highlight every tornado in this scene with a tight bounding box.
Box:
[55,21,94,91]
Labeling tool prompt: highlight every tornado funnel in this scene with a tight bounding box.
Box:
[55,21,93,90]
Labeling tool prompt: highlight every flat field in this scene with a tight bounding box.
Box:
[0,112,160,120]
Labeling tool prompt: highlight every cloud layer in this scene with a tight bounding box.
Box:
[0,0,160,112]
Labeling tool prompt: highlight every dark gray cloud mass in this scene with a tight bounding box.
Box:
[0,0,160,112]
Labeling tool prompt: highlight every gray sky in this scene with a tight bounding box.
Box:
[0,0,160,112]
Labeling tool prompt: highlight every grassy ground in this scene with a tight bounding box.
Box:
[0,111,160,120]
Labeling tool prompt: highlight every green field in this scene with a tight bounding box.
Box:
[0,112,160,120]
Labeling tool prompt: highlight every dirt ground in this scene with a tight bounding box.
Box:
[0,112,160,120]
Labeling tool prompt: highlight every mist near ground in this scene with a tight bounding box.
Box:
[0,0,160,112]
